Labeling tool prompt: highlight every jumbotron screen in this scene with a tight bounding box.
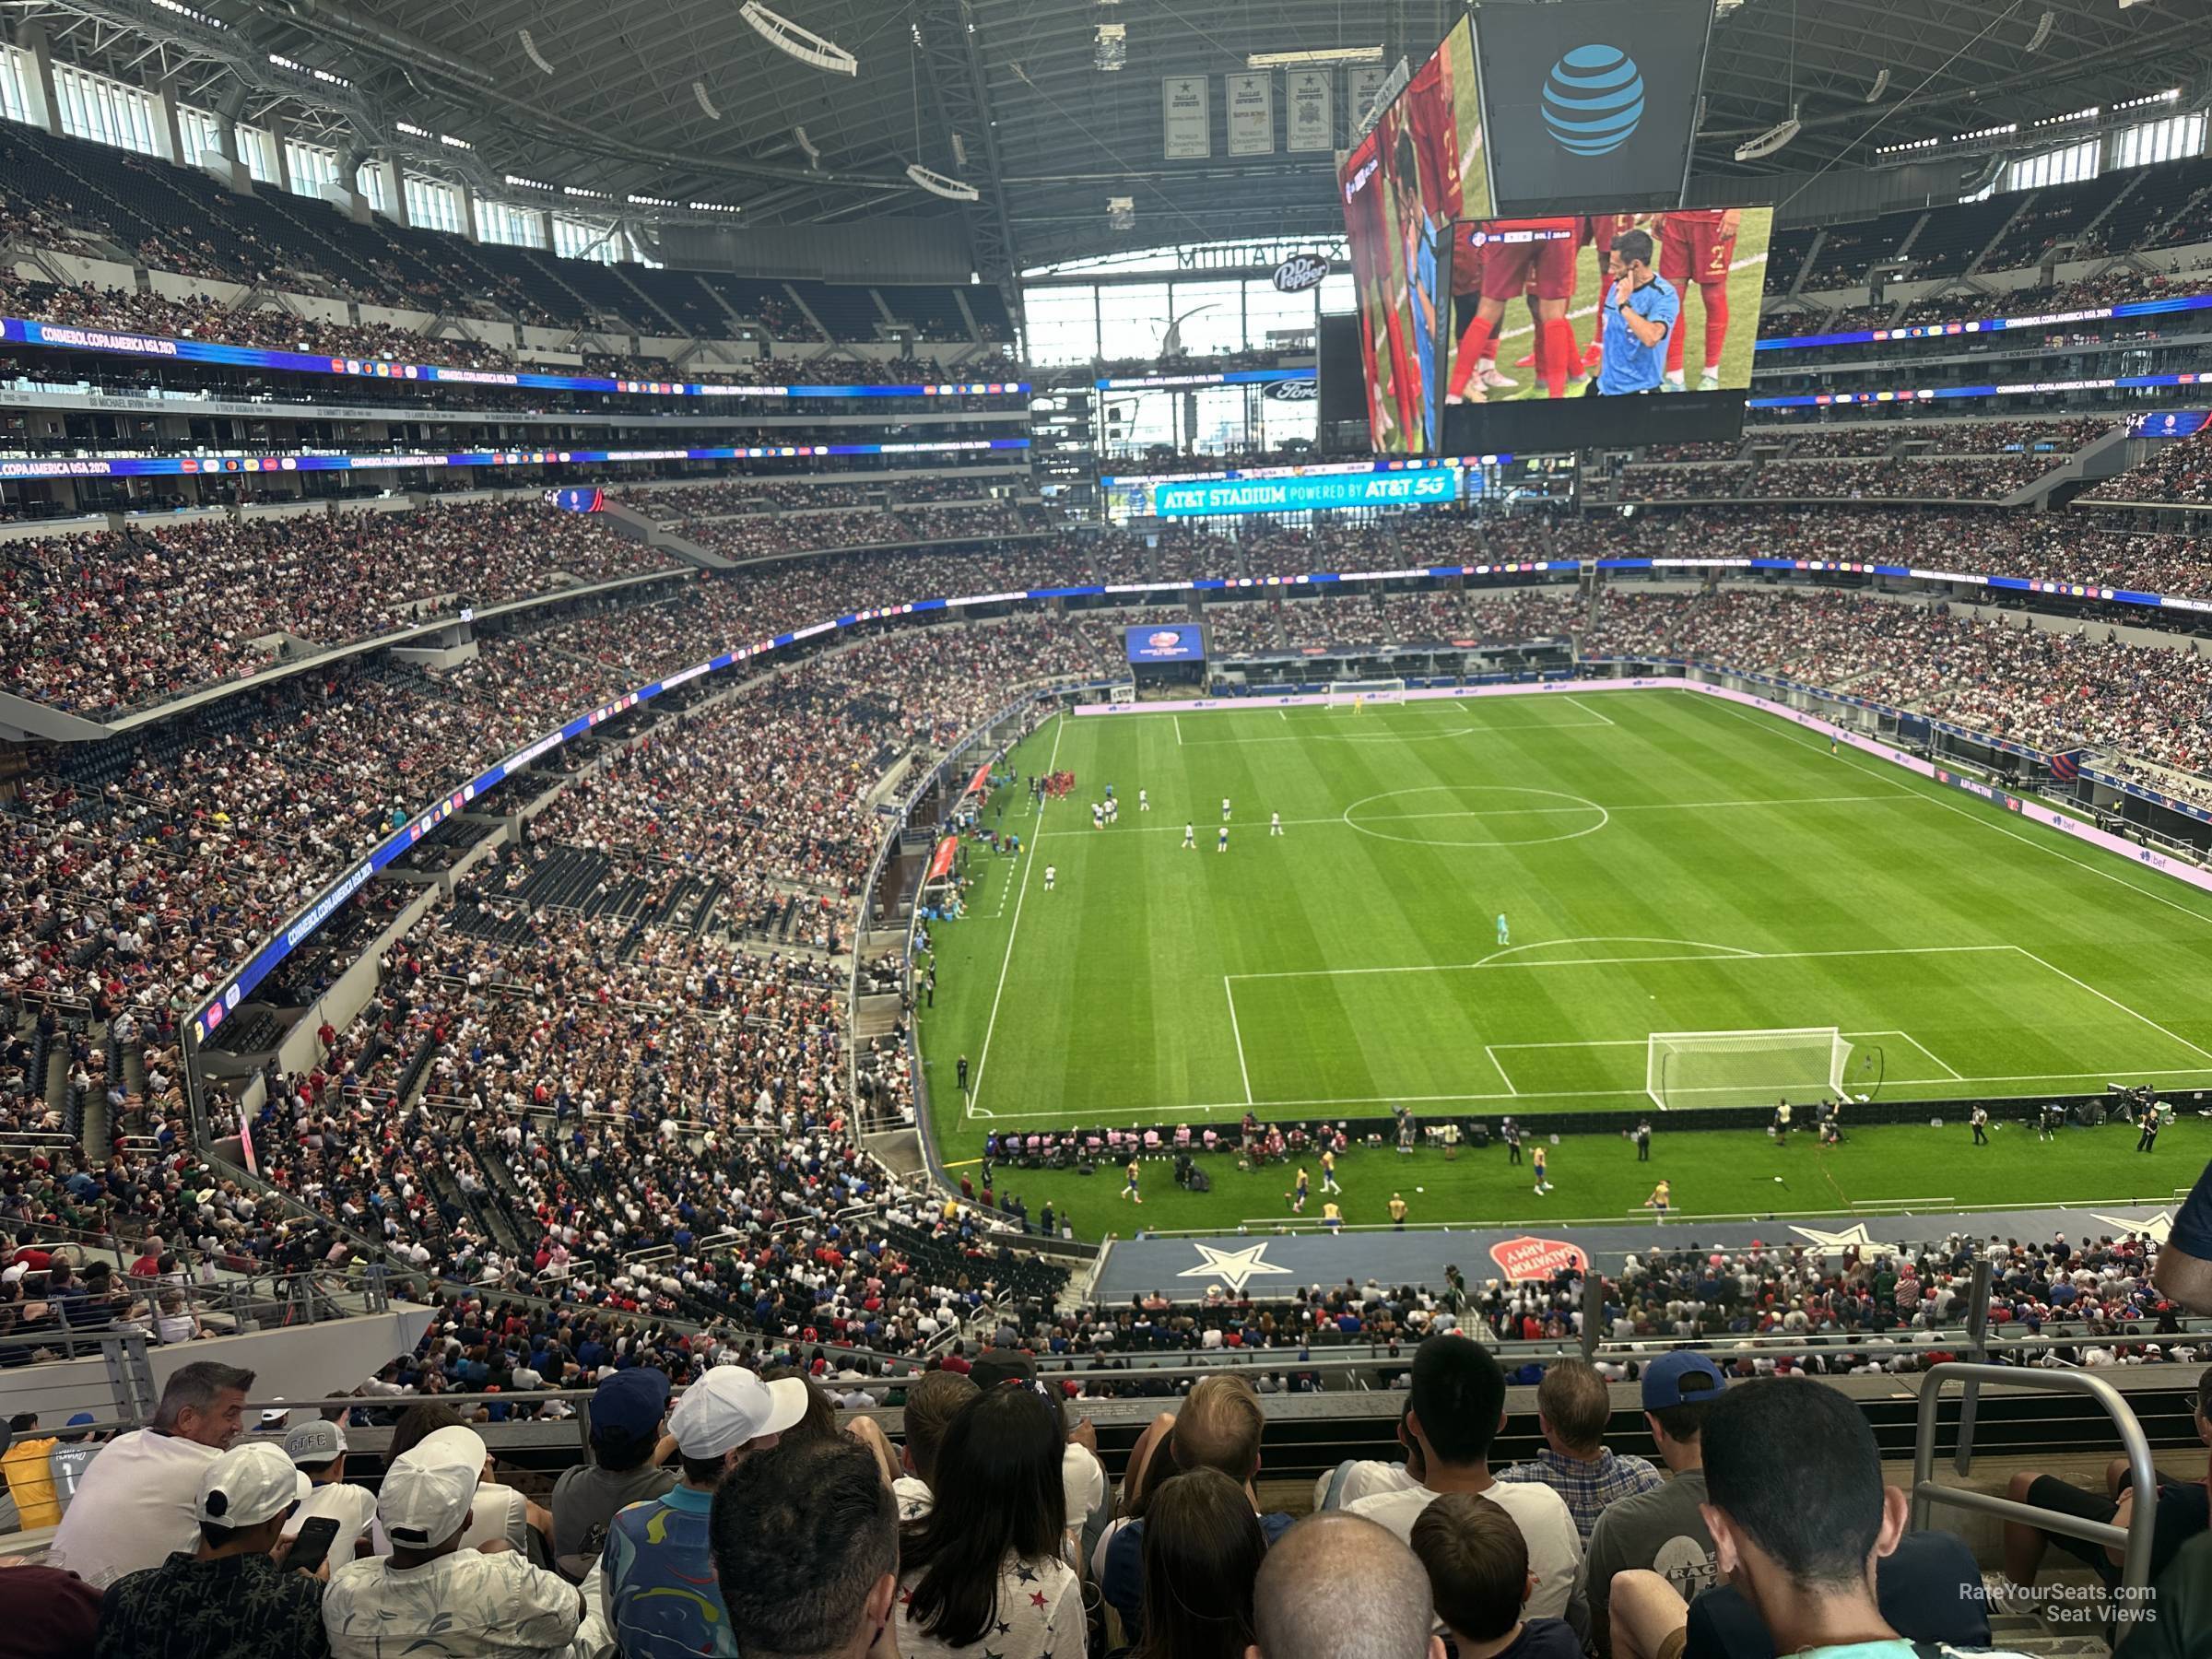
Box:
[1336,17,1488,456]
[1433,206,1772,453]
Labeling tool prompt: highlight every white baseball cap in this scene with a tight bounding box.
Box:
[378,1451,479,1551]
[196,1441,303,1529]
[410,1423,490,1476]
[668,1368,809,1459]
[284,1419,347,1464]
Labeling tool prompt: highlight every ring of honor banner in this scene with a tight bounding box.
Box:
[1227,72,1275,155]
[1164,76,1210,159]
[1336,18,1488,455]
[1287,69,1334,152]
[1471,0,1715,212]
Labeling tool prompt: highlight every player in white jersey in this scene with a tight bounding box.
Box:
[1044,864,1056,889]
[1138,788,1150,812]
[1221,797,1231,822]
[1269,812,1283,836]
[1182,823,1195,849]
[1217,825,1230,853]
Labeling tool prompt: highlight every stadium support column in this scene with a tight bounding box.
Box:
[13,24,60,137]
[147,75,184,165]
[914,0,1025,348]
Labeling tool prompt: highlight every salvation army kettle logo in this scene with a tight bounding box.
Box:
[1542,44,1644,157]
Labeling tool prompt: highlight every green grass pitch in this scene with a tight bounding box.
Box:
[914,689,2212,1238]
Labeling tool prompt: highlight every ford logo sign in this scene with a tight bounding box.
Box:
[1264,378,1318,402]
[1271,253,1329,293]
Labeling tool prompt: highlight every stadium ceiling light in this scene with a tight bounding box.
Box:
[687,200,740,212]
[738,3,859,76]
[395,120,431,137]
[504,172,555,191]
[518,29,556,74]
[906,163,979,200]
[1245,46,1383,68]
[1734,114,1801,161]
[439,133,472,149]
[628,193,676,206]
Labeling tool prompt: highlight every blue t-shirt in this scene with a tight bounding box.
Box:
[1597,273,1681,394]
[2172,1157,2212,1261]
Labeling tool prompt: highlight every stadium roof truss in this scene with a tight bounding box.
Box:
[8,0,2211,265]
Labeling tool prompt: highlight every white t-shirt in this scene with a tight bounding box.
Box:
[45,1429,222,1589]
[1347,1479,1583,1622]
[285,1478,382,1563]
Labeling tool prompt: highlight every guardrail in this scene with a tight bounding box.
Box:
[1912,1362,2159,1615]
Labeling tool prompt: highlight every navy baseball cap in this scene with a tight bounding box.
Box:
[591,1367,671,1443]
[1641,1351,1725,1410]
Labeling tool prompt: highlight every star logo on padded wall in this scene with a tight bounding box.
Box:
[1788,1222,1898,1253]
[1178,1241,1293,1293]
[2090,1209,2173,1247]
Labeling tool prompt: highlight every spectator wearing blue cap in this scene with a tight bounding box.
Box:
[1577,1351,1725,1658]
[50,1410,101,1511]
[550,1368,677,1583]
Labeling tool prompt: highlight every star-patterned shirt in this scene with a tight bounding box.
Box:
[897,1550,1079,1659]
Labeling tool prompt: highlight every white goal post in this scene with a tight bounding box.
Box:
[1326,677,1406,710]
[1645,1027,1852,1112]
[1108,681,1137,708]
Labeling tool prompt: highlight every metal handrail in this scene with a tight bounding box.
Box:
[1911,1361,2159,1608]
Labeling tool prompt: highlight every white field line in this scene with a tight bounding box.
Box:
[1173,712,1184,747]
[2010,946,2212,1064]
[1560,694,1618,726]
[1892,1030,1967,1081]
[966,714,1063,1121]
[1482,1045,1522,1094]
[1224,977,1255,1105]
[1228,943,2015,982]
[961,1065,2212,1123]
[1051,795,1895,839]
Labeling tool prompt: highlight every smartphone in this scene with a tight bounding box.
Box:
[287,1515,342,1576]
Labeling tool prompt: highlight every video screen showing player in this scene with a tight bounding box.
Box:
[1435,206,1771,451]
[1335,18,1489,454]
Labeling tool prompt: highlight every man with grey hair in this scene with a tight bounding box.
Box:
[49,1359,253,1588]
[1249,1513,1443,1659]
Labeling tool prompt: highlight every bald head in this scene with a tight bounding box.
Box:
[1251,1513,1441,1659]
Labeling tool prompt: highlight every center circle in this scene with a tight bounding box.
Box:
[1339,784,1611,847]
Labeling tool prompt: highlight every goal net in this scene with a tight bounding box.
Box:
[1108,681,1137,708]
[1646,1027,1851,1112]
[1326,678,1406,711]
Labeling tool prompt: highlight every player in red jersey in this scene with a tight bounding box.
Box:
[1444,218,1582,402]
[1657,208,1742,390]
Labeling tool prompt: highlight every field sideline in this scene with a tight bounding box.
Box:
[912,688,2212,1233]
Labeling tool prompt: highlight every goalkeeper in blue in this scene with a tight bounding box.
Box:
[1496,912,1510,947]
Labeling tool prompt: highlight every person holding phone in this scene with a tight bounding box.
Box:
[94,1439,333,1658]
[283,1419,379,1564]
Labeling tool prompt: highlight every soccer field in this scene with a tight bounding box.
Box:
[918,688,2212,1149]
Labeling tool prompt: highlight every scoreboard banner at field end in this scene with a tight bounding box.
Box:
[1152,468,1461,518]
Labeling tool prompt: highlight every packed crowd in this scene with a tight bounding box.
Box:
[10,1324,2210,1659]
[2086,429,2212,504]
[0,500,679,716]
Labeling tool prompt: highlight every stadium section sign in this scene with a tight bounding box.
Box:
[1472,0,1714,211]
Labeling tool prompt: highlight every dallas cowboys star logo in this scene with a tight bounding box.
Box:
[1788,1222,1898,1253]
[1178,1241,1293,1293]
[2089,1208,2174,1246]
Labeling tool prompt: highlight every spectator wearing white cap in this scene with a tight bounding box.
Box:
[372,1405,541,1557]
[94,1439,329,1659]
[50,1360,253,1590]
[324,1432,592,1659]
[603,1366,808,1656]
[283,1418,379,1565]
